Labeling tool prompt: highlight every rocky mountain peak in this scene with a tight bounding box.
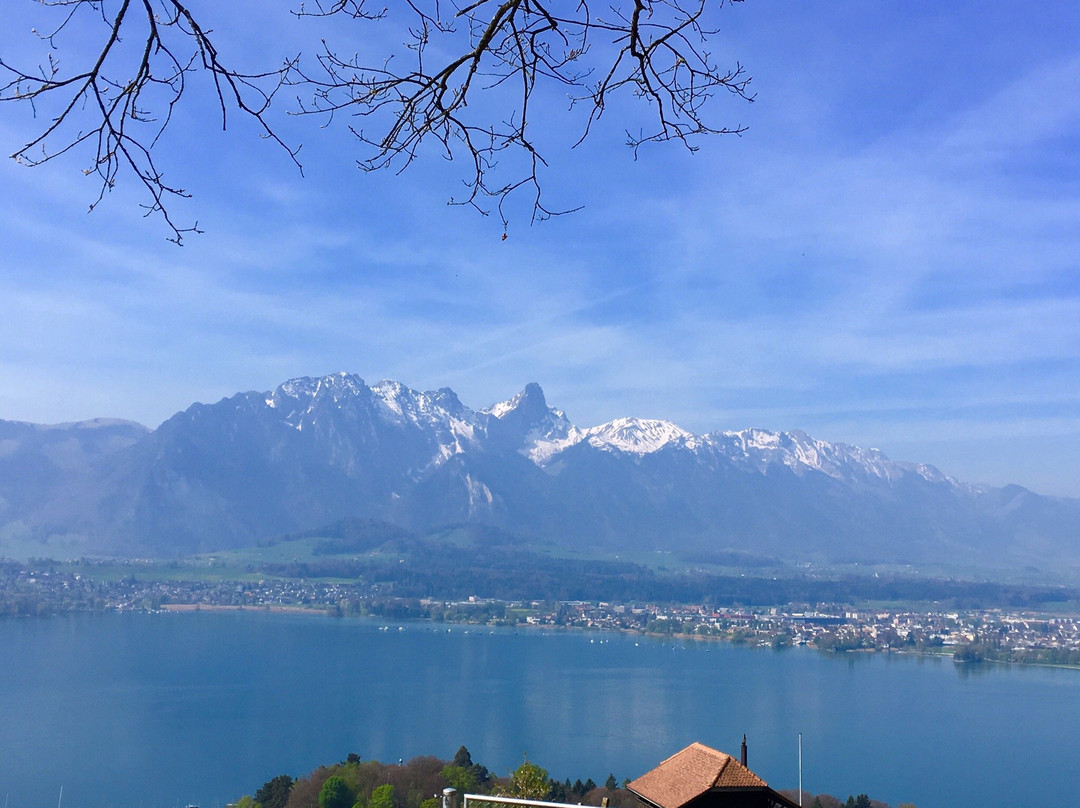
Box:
[486,382,548,420]
[3,372,1077,567]
[584,417,698,455]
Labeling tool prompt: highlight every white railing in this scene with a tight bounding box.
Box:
[463,795,587,808]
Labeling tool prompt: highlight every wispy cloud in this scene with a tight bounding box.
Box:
[1,1,1079,493]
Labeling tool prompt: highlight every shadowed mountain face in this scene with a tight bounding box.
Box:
[1,372,1078,567]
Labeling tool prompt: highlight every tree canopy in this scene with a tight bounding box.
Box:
[494,760,551,800]
[318,776,354,808]
[453,746,473,770]
[256,774,295,808]
[1,1,752,242]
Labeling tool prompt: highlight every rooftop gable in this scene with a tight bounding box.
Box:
[627,742,769,808]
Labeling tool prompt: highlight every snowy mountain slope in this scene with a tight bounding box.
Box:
[0,373,1075,566]
[700,428,968,491]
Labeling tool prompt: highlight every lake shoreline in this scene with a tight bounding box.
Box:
[161,603,315,615]
[5,606,1079,808]
[156,603,1080,672]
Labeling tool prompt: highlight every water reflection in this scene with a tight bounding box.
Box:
[0,612,1076,808]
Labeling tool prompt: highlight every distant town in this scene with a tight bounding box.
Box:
[4,558,1079,667]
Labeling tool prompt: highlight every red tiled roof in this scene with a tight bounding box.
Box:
[627,742,769,808]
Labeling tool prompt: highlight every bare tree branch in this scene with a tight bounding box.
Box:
[2,0,752,241]
[292,0,752,230]
[2,0,299,244]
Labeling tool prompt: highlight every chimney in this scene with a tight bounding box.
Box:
[740,735,747,767]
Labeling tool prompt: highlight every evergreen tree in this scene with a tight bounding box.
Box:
[454,747,473,769]
[255,774,294,808]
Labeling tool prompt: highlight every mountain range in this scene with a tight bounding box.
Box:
[1,372,1077,569]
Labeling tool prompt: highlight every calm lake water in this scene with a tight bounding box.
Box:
[1,610,1077,808]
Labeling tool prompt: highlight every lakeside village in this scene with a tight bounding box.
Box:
[4,561,1080,667]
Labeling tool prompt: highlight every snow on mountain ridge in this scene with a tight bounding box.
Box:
[260,374,957,489]
[367,379,486,466]
[522,417,696,464]
[529,417,954,488]
[523,426,585,464]
[262,374,483,471]
[486,397,519,420]
[266,372,369,420]
[371,379,458,427]
[585,417,698,454]
[483,382,580,464]
[483,383,572,433]
[484,384,541,419]
[705,427,956,487]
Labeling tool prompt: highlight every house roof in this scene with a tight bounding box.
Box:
[627,742,769,808]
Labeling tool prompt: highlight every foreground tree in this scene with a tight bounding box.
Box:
[369,784,397,808]
[256,774,296,808]
[441,765,480,794]
[453,746,474,770]
[318,776,354,808]
[494,760,550,800]
[1,0,753,242]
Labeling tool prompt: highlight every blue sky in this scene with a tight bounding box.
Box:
[2,2,1079,496]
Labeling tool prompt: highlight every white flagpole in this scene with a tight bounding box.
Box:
[798,733,803,807]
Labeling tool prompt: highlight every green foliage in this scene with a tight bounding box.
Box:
[549,778,570,802]
[319,776,354,808]
[453,747,473,769]
[494,761,550,800]
[953,643,988,663]
[442,766,479,794]
[234,796,256,808]
[256,774,294,808]
[952,640,1080,666]
[805,796,843,808]
[277,751,886,808]
[338,758,386,799]
[444,747,489,788]
[369,784,397,808]
[816,631,866,652]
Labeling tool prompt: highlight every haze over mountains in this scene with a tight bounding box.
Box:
[1,372,1077,569]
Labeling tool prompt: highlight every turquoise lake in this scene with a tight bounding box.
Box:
[1,610,1077,808]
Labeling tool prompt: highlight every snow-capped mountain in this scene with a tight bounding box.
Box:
[701,428,963,488]
[482,381,580,461]
[266,372,479,463]
[0,373,1075,566]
